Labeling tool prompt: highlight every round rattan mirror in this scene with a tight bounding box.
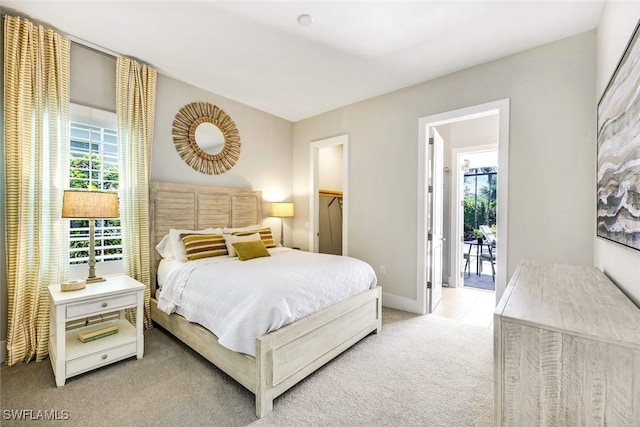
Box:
[172,102,241,174]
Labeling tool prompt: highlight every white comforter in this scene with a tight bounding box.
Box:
[157,248,377,356]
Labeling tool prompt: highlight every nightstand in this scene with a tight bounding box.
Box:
[48,275,144,386]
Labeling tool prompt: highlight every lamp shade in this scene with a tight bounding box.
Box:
[269,202,294,218]
[62,190,119,219]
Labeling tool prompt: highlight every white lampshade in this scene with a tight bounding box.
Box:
[269,202,294,218]
[62,190,119,219]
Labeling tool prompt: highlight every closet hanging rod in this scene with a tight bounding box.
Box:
[319,189,343,198]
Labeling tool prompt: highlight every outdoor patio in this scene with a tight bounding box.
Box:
[463,257,495,291]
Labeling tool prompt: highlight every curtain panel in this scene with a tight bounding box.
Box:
[3,15,70,365]
[116,57,157,329]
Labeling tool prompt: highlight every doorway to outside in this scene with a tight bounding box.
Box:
[458,149,498,292]
[417,99,509,315]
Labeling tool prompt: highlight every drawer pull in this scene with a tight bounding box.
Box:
[67,294,136,318]
[101,354,108,360]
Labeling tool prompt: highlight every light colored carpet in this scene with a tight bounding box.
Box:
[0,308,494,426]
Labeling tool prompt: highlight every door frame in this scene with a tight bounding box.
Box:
[418,99,510,314]
[426,127,445,313]
[310,134,349,255]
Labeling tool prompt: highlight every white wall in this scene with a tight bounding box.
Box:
[292,31,596,307]
[70,44,116,111]
[594,2,640,306]
[319,145,343,191]
[442,115,498,169]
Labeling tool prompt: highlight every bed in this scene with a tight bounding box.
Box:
[149,181,382,417]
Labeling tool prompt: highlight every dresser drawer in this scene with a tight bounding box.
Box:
[66,293,137,319]
[66,341,137,377]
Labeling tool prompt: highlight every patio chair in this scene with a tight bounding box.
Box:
[480,225,496,245]
[463,252,471,276]
[479,225,496,282]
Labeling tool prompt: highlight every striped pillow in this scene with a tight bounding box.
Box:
[232,227,276,248]
[181,234,228,261]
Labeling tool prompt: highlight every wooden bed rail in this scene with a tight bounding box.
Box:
[151,286,382,418]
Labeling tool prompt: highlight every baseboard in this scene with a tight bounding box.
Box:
[1,340,5,364]
[382,292,422,314]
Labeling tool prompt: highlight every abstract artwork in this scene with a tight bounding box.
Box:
[597,21,640,251]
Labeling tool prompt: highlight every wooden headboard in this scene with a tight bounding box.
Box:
[149,181,262,292]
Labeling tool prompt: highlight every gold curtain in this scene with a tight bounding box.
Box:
[3,15,70,365]
[116,57,157,328]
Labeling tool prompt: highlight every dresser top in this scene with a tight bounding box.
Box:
[48,274,144,305]
[496,261,640,348]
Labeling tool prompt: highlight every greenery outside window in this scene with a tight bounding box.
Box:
[68,105,122,264]
[463,167,497,241]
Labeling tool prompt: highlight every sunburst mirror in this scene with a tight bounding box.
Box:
[172,102,241,175]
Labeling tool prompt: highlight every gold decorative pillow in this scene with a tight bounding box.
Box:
[232,227,276,249]
[181,234,228,261]
[232,240,271,261]
[224,233,261,257]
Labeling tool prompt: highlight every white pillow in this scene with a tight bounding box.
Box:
[168,228,223,262]
[222,224,261,234]
[155,234,175,259]
[224,233,261,257]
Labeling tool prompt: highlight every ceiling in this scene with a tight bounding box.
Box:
[4,1,605,122]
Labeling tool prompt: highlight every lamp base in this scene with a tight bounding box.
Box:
[279,217,285,247]
[86,221,105,284]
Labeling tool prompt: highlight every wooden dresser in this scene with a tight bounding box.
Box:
[494,261,640,426]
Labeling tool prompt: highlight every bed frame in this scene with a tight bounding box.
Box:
[149,181,382,417]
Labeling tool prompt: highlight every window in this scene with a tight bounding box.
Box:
[68,105,122,265]
[463,166,497,240]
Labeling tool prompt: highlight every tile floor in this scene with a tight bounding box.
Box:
[432,286,496,328]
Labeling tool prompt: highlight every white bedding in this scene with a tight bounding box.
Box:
[156,258,185,291]
[157,248,377,356]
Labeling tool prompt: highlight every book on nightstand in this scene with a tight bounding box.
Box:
[77,322,119,343]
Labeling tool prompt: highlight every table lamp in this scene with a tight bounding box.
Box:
[269,202,294,247]
[62,190,119,283]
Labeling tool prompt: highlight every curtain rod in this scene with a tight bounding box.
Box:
[70,38,117,60]
[4,13,158,69]
[3,12,118,59]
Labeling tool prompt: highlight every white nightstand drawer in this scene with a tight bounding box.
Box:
[66,342,137,377]
[66,293,137,319]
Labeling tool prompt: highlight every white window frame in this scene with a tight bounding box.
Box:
[68,104,123,268]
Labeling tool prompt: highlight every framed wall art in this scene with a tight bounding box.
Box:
[597,20,640,251]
